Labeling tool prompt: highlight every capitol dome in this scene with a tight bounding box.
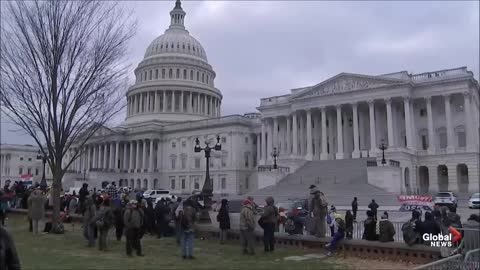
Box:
[126,0,222,125]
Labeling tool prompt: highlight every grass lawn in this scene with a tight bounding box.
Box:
[6,213,348,270]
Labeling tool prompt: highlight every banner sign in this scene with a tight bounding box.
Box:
[398,195,433,211]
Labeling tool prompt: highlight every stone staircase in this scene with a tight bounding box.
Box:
[248,158,400,206]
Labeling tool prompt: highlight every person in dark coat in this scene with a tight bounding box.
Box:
[351,197,358,221]
[362,210,377,241]
[96,198,113,251]
[144,200,155,235]
[261,197,277,252]
[410,210,422,244]
[0,226,20,270]
[419,212,440,245]
[79,183,89,213]
[113,201,125,241]
[216,199,231,244]
[378,212,395,242]
[124,200,144,257]
[154,199,168,238]
[368,199,379,220]
[345,210,354,240]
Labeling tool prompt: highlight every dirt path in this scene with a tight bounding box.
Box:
[338,256,420,269]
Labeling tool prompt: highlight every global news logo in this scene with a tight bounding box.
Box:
[422,226,461,247]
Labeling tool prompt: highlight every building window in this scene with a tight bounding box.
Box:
[19,167,23,175]
[183,69,187,79]
[439,132,447,149]
[221,177,226,190]
[202,73,205,83]
[421,135,428,150]
[176,69,180,79]
[28,157,32,161]
[245,137,249,144]
[182,141,186,147]
[194,178,200,190]
[169,69,173,78]
[170,178,176,190]
[20,157,24,161]
[190,70,194,80]
[458,131,466,147]
[27,168,31,175]
[181,156,186,169]
[181,178,186,189]
[171,157,176,169]
[155,69,159,79]
[253,154,257,167]
[221,155,227,167]
[162,69,165,79]
[172,142,176,148]
[194,158,200,169]
[35,168,39,175]
[244,152,249,167]
[420,109,426,117]
[149,70,152,80]
[221,137,226,143]
[196,71,199,81]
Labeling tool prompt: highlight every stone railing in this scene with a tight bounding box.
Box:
[259,94,290,107]
[366,160,378,167]
[410,67,468,82]
[257,165,290,173]
[389,160,400,167]
[366,159,400,167]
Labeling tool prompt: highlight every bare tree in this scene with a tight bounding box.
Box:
[0,0,136,229]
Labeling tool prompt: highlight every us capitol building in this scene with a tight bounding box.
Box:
[59,0,479,196]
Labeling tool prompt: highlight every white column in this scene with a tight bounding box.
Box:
[444,94,455,153]
[320,107,328,160]
[149,139,154,172]
[135,141,141,171]
[261,120,266,164]
[256,133,261,165]
[352,102,360,158]
[180,91,184,113]
[123,143,128,171]
[336,105,344,159]
[306,109,313,160]
[426,96,436,154]
[129,141,134,171]
[156,140,162,170]
[113,142,120,170]
[204,95,208,115]
[403,97,413,150]
[92,145,97,169]
[172,91,176,112]
[132,95,136,114]
[146,92,150,112]
[273,117,278,151]
[196,94,200,114]
[110,142,115,170]
[463,92,474,149]
[155,91,159,112]
[140,93,144,113]
[268,120,273,161]
[189,92,193,113]
[103,144,108,169]
[286,116,291,155]
[142,140,147,171]
[386,98,394,147]
[86,146,90,171]
[368,100,377,155]
[163,91,167,112]
[292,112,298,157]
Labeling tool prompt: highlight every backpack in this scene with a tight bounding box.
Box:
[285,218,295,232]
[326,214,332,225]
[402,221,417,246]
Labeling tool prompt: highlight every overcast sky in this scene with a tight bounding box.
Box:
[1,0,479,145]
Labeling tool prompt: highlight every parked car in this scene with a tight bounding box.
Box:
[143,189,171,200]
[468,193,480,209]
[433,192,458,209]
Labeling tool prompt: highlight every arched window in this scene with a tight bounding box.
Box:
[419,129,429,150]
[162,69,165,79]
[149,70,152,80]
[183,69,187,79]
[437,127,447,149]
[169,69,173,78]
[206,75,209,84]
[202,73,204,83]
[144,71,147,81]
[190,70,194,80]
[455,125,466,147]
[196,71,199,81]
[171,43,174,49]
[182,44,185,49]
[155,69,159,79]
[176,69,180,79]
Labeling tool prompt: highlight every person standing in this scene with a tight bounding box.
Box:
[96,198,113,251]
[311,191,327,238]
[262,197,277,252]
[124,200,145,257]
[345,210,354,240]
[378,212,395,242]
[216,199,230,244]
[30,187,47,234]
[79,183,89,213]
[173,197,183,245]
[0,225,20,270]
[362,210,377,241]
[239,199,256,255]
[351,197,358,221]
[368,199,379,220]
[179,199,197,259]
[83,196,97,247]
[144,200,155,235]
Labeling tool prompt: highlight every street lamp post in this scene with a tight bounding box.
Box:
[271,147,279,170]
[194,135,222,212]
[379,139,387,165]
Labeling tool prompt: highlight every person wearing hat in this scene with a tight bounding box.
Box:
[239,199,256,255]
[29,187,47,234]
[83,195,97,247]
[124,200,144,257]
[311,190,327,238]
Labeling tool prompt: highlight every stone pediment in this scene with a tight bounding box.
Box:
[293,73,405,99]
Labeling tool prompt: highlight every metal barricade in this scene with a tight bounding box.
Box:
[412,254,463,270]
[463,248,480,270]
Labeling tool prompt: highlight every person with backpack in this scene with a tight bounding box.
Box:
[403,210,421,246]
[96,198,113,251]
[179,199,197,259]
[261,197,278,252]
[311,191,327,238]
[351,197,358,221]
[240,199,256,255]
[362,210,377,241]
[368,199,379,220]
[378,212,395,242]
[216,199,230,244]
[345,210,354,240]
[124,200,145,257]
[326,216,346,256]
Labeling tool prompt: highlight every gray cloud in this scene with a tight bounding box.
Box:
[2,0,478,144]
